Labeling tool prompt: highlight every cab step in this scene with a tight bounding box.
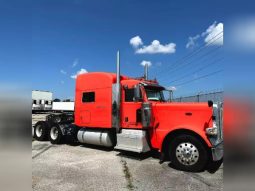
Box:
[115,129,151,153]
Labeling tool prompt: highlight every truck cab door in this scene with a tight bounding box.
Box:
[121,87,143,128]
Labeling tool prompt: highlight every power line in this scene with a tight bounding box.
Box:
[167,58,223,84]
[152,31,223,76]
[173,69,223,87]
[156,45,222,81]
[154,34,223,78]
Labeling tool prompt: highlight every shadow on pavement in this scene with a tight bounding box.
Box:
[115,149,160,161]
[167,159,223,173]
[78,143,113,152]
[115,148,222,173]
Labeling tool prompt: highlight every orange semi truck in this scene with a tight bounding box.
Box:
[33,52,223,172]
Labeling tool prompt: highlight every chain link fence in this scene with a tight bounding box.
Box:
[173,91,223,103]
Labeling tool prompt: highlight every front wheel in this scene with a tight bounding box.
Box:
[49,124,63,144]
[169,135,209,172]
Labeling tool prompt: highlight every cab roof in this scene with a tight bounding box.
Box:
[76,72,163,89]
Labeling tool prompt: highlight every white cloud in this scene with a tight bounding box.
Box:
[167,86,177,91]
[202,22,223,45]
[186,35,200,49]
[130,36,143,48]
[71,68,88,79]
[140,60,152,67]
[60,69,67,75]
[186,22,224,49]
[72,58,79,68]
[130,36,176,54]
[136,40,176,54]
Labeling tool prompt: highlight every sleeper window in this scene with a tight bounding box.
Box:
[82,92,95,103]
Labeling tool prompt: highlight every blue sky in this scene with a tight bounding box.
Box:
[0,0,228,99]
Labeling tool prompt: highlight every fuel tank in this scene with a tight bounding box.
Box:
[77,128,114,147]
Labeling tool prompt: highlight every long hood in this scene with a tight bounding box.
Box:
[152,102,211,111]
[151,102,213,132]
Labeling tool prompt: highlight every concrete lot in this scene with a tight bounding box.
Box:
[32,140,223,191]
[32,114,223,191]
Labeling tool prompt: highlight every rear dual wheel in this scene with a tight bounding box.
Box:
[49,124,63,144]
[34,122,47,141]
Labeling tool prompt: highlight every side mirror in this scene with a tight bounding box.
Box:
[134,85,142,102]
[208,100,213,107]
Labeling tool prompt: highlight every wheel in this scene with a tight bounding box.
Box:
[49,124,63,144]
[34,122,48,141]
[169,135,209,172]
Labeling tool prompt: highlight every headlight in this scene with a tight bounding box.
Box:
[206,121,218,136]
[206,127,218,136]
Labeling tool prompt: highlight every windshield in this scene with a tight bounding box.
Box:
[144,87,165,102]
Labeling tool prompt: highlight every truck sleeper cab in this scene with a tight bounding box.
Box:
[34,72,223,172]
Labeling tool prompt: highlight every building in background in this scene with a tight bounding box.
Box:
[32,90,53,110]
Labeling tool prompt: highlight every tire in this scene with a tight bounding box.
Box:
[207,158,223,173]
[34,122,48,141]
[49,124,63,144]
[169,134,209,172]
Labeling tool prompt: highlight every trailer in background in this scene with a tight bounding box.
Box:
[52,102,74,112]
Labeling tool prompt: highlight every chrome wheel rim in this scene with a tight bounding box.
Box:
[176,142,199,166]
[35,125,43,137]
[50,126,59,140]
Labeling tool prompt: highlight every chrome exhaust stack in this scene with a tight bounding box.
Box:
[116,51,121,133]
[113,51,121,133]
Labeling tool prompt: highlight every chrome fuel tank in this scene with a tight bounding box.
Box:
[77,129,114,147]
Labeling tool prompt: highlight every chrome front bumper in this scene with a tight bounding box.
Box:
[211,141,224,161]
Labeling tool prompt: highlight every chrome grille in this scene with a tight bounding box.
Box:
[219,103,223,140]
[213,102,223,143]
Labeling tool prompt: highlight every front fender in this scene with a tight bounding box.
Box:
[156,126,212,152]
